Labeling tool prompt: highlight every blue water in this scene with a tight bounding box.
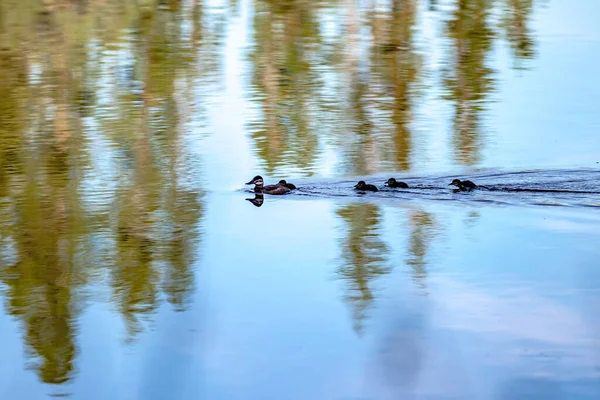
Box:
[1,0,600,399]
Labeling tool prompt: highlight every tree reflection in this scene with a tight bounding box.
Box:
[372,0,420,171]
[0,0,542,387]
[246,0,537,172]
[247,0,324,174]
[443,0,536,165]
[108,1,208,337]
[501,0,536,66]
[443,0,495,166]
[405,210,438,292]
[0,0,210,385]
[336,203,390,334]
[0,48,26,198]
[0,4,87,383]
[334,204,438,336]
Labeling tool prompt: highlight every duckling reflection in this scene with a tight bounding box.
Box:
[449,178,478,192]
[354,181,379,192]
[385,178,409,188]
[245,175,291,195]
[245,194,264,207]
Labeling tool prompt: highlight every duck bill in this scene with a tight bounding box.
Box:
[245,180,254,185]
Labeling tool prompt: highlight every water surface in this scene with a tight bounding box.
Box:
[1,0,600,398]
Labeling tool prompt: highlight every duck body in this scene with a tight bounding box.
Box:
[245,175,292,195]
[278,180,297,190]
[385,178,409,188]
[449,179,477,191]
[258,185,291,195]
[354,181,379,192]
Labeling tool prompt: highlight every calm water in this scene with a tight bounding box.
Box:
[1,0,600,398]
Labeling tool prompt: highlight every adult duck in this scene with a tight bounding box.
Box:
[246,175,291,195]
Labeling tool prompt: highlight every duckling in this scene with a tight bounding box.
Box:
[385,178,409,188]
[354,181,379,192]
[278,180,297,190]
[245,175,291,195]
[449,179,477,192]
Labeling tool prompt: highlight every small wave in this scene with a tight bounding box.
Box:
[251,169,600,208]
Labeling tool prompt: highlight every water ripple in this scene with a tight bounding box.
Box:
[249,169,600,208]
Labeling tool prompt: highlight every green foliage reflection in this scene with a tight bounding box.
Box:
[0,0,212,384]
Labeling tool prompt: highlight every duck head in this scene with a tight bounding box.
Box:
[354,180,367,189]
[385,178,397,186]
[449,179,462,187]
[246,175,264,186]
[280,180,297,190]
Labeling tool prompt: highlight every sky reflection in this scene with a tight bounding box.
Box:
[1,0,600,398]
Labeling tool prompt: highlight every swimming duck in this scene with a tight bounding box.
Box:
[278,180,297,190]
[245,175,291,195]
[354,181,379,192]
[385,178,409,188]
[449,179,477,191]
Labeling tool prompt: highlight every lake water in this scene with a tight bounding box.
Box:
[1,0,600,398]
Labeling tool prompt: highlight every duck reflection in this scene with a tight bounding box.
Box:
[246,194,265,207]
